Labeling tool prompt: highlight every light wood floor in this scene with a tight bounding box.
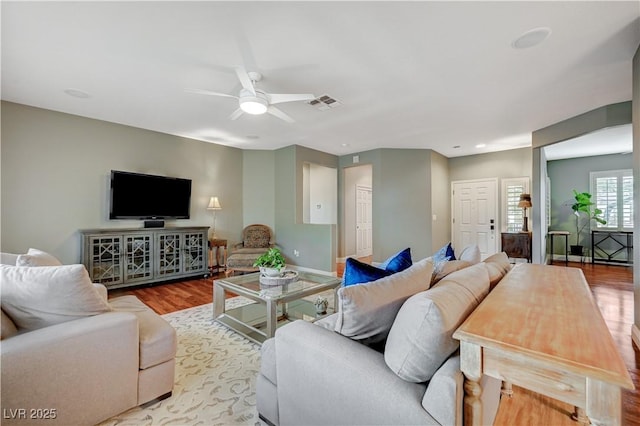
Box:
[110,261,639,425]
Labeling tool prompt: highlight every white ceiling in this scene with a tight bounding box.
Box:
[2,1,639,158]
[544,123,633,161]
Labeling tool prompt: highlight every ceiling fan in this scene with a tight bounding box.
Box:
[186,67,315,123]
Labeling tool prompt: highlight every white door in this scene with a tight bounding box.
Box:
[452,179,498,259]
[356,185,373,257]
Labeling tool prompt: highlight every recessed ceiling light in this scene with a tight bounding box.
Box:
[475,144,486,148]
[341,143,350,147]
[63,88,90,98]
[512,27,552,49]
[245,135,260,140]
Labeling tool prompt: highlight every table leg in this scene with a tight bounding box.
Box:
[266,300,277,339]
[585,379,621,426]
[565,235,569,265]
[571,407,589,425]
[551,235,555,265]
[460,341,483,426]
[501,381,514,398]
[213,281,225,318]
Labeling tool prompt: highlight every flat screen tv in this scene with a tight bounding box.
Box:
[109,170,192,220]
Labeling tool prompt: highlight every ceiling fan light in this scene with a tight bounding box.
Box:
[240,97,268,115]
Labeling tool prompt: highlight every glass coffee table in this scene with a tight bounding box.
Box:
[213,271,341,344]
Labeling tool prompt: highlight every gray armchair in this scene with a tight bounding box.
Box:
[226,224,275,276]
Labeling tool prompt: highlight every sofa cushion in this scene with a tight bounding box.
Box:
[1,308,18,340]
[109,295,177,369]
[334,257,434,343]
[260,338,277,385]
[384,263,490,382]
[458,244,481,264]
[342,248,412,286]
[431,260,472,285]
[0,252,19,266]
[483,252,511,289]
[314,312,338,331]
[16,248,63,267]
[0,264,112,331]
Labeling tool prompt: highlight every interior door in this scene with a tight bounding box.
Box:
[355,185,373,257]
[452,179,498,258]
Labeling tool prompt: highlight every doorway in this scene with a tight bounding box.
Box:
[451,178,498,258]
[355,185,373,257]
[343,164,373,260]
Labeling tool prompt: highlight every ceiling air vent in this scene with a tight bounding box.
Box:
[308,94,342,111]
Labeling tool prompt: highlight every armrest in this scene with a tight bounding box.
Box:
[94,283,108,302]
[274,320,434,425]
[1,312,139,425]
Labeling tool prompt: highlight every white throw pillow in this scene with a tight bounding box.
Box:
[334,257,434,343]
[384,263,490,382]
[16,248,62,267]
[0,264,112,331]
[458,244,481,264]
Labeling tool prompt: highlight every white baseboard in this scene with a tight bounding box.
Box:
[288,264,338,277]
[550,254,592,263]
[632,324,640,351]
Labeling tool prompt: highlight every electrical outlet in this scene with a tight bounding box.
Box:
[293,249,300,257]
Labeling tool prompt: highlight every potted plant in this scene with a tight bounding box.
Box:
[253,247,286,277]
[570,190,606,256]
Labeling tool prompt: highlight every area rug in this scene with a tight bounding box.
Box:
[99,297,261,426]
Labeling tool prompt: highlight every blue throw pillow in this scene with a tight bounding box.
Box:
[433,242,456,263]
[378,247,413,273]
[342,248,412,286]
[342,257,392,286]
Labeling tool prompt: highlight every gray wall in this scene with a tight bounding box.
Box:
[1,101,244,264]
[273,145,338,272]
[430,151,450,252]
[449,147,531,182]
[547,153,633,251]
[338,149,436,263]
[242,150,275,229]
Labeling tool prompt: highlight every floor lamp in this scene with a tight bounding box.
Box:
[518,193,532,232]
[207,196,222,239]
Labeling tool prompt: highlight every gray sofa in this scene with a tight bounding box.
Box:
[1,251,177,425]
[257,253,512,426]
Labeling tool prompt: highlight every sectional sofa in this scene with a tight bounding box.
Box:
[257,251,512,425]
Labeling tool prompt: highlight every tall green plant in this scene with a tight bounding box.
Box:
[571,190,606,246]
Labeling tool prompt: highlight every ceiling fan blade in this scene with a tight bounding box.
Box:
[229,108,244,120]
[267,106,295,123]
[185,88,238,99]
[269,93,315,105]
[235,66,256,95]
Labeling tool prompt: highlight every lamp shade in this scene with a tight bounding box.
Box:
[518,193,532,208]
[207,196,222,210]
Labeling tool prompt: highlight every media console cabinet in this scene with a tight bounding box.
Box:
[80,226,209,289]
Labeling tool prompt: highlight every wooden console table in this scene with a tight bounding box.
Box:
[501,232,531,263]
[454,264,633,426]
